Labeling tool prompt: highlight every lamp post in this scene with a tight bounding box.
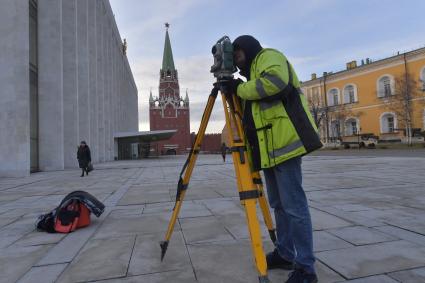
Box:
[357,127,362,150]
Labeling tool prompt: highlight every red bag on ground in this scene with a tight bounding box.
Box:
[36,190,104,233]
[54,200,91,233]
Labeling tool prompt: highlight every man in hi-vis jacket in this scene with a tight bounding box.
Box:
[225,35,322,283]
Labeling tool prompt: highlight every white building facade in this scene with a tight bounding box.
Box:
[0,0,138,177]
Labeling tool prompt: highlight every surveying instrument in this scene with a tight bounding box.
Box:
[160,36,276,282]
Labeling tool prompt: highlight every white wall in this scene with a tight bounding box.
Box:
[0,0,138,176]
[0,0,30,177]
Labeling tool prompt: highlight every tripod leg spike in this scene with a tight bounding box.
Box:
[258,275,271,283]
[160,241,169,261]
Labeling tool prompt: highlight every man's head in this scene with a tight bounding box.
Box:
[232,35,262,78]
[80,141,86,146]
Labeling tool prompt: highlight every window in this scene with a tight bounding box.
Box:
[378,75,393,97]
[330,120,340,138]
[343,85,357,103]
[380,113,397,133]
[328,88,339,106]
[345,118,358,136]
[387,117,394,132]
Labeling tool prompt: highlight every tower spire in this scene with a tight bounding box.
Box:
[162,23,175,72]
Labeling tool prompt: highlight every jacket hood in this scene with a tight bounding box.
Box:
[232,35,263,79]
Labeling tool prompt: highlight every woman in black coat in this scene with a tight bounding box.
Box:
[77,141,91,177]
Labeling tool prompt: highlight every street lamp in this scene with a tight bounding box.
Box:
[357,127,362,150]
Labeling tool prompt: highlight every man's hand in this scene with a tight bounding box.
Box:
[221,78,243,95]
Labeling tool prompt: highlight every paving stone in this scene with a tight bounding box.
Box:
[187,240,269,283]
[313,231,353,252]
[0,217,16,228]
[56,236,136,283]
[216,213,270,240]
[170,188,223,200]
[109,206,144,218]
[118,186,171,205]
[127,232,191,276]
[17,263,68,283]
[0,217,35,248]
[13,231,66,246]
[333,203,373,212]
[194,198,244,216]
[142,201,175,214]
[37,210,110,265]
[315,260,346,283]
[0,245,50,283]
[317,240,425,279]
[386,217,425,236]
[338,274,400,282]
[93,212,177,239]
[328,226,397,245]
[180,216,234,244]
[177,201,213,218]
[374,225,425,246]
[313,206,384,227]
[310,208,353,231]
[92,269,197,283]
[388,267,425,283]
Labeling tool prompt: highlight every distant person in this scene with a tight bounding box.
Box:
[77,141,91,177]
[221,142,227,162]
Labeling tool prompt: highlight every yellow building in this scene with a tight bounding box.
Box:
[301,47,425,144]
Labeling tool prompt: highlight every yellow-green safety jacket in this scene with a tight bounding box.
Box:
[236,48,322,169]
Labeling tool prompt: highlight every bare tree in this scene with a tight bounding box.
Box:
[384,72,422,146]
[307,92,326,130]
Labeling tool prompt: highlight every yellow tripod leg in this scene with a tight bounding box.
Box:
[253,171,277,244]
[160,88,218,261]
[230,91,277,245]
[222,92,270,282]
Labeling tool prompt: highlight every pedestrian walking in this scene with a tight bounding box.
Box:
[221,142,227,162]
[77,141,91,177]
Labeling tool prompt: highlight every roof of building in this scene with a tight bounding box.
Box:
[302,46,425,86]
[162,24,175,72]
[114,130,177,142]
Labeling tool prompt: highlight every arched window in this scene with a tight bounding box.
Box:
[377,75,393,97]
[343,84,357,103]
[345,118,358,136]
[380,112,397,133]
[330,120,341,139]
[328,88,340,106]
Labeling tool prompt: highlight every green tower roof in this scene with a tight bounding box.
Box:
[162,25,175,72]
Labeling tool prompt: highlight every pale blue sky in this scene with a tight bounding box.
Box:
[110,0,425,133]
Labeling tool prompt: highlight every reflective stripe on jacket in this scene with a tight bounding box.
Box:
[236,48,322,169]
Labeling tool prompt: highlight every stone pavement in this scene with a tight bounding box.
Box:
[0,154,425,283]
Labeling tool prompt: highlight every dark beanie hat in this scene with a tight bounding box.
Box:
[232,35,263,78]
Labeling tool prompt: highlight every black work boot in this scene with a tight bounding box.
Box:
[266,248,294,270]
[286,268,318,283]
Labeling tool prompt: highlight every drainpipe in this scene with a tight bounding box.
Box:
[322,73,329,143]
[403,53,412,146]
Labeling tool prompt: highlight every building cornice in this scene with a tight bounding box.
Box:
[302,47,425,88]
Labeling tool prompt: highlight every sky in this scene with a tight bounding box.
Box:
[109,0,425,133]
